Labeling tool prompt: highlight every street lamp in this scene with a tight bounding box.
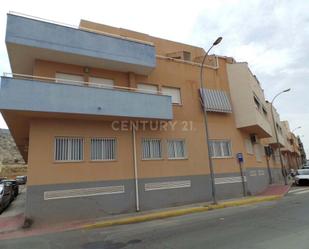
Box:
[270,88,291,185]
[200,36,222,204]
[292,126,301,133]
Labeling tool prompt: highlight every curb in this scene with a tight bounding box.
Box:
[83,195,282,230]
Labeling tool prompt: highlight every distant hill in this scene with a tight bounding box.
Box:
[0,128,25,165]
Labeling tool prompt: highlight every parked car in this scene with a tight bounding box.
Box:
[0,177,7,182]
[0,182,14,214]
[1,180,19,197]
[294,169,309,186]
[15,176,27,185]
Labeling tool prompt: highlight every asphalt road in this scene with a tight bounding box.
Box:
[1,186,309,249]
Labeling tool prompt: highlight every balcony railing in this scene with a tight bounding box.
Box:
[2,73,161,95]
[0,73,173,120]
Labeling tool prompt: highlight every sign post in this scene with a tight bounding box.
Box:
[236,153,246,196]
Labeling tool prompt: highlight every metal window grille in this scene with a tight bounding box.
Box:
[142,138,162,159]
[91,138,116,161]
[168,140,186,159]
[54,137,83,161]
[209,140,232,158]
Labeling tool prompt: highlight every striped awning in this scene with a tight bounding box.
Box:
[199,88,232,113]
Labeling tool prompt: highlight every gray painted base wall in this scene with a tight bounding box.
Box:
[215,172,245,200]
[271,168,285,184]
[246,168,270,195]
[25,168,272,225]
[138,175,212,210]
[25,180,137,224]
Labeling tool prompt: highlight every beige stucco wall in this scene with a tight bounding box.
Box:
[262,102,285,146]
[226,63,272,138]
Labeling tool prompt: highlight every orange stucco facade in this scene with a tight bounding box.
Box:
[26,55,275,187]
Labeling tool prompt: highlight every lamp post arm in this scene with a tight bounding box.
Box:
[271,92,283,104]
[200,45,215,89]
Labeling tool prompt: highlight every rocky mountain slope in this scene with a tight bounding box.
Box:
[0,129,24,165]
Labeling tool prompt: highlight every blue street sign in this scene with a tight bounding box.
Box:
[236,152,244,163]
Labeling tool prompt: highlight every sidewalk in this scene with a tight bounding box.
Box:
[257,184,291,196]
[0,183,291,240]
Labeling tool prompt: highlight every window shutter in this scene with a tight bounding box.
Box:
[137,83,158,94]
[55,73,84,83]
[89,77,114,87]
[162,87,181,104]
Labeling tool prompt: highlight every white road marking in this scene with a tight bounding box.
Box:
[294,189,309,195]
[289,188,308,193]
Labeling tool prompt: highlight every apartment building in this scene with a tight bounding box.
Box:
[226,62,275,186]
[0,13,297,224]
[281,121,301,170]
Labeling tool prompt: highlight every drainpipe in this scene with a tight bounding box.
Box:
[132,126,140,211]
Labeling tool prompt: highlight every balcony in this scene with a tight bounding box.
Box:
[227,62,272,138]
[0,75,173,120]
[6,13,156,75]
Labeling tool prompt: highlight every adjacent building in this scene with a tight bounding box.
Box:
[0,12,303,225]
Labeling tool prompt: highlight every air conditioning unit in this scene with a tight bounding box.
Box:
[250,134,259,144]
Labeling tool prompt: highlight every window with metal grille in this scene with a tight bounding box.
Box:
[54,137,84,161]
[142,138,162,159]
[167,140,186,159]
[91,138,116,161]
[209,140,232,158]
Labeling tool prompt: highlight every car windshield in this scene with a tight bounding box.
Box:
[297,169,309,175]
[0,184,3,193]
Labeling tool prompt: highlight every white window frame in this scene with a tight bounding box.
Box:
[142,138,162,160]
[54,137,84,162]
[167,139,187,160]
[90,138,117,161]
[161,86,182,104]
[209,140,232,158]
